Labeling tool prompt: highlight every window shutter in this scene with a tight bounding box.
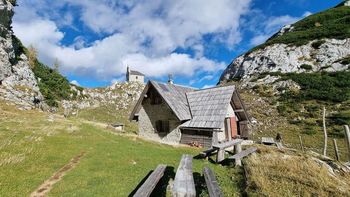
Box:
[163,120,169,133]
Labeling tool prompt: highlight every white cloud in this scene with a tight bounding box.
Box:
[70,80,80,86]
[248,11,311,47]
[12,0,252,83]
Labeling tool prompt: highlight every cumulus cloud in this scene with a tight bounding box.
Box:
[12,0,252,83]
[70,80,80,86]
[248,11,311,46]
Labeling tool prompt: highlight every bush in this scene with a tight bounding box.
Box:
[32,60,75,107]
[311,40,326,49]
[300,64,313,70]
[281,71,350,102]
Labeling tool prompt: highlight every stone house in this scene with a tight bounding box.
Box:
[126,66,145,83]
[129,80,250,147]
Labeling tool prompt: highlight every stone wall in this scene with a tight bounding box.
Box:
[128,75,144,84]
[138,93,181,144]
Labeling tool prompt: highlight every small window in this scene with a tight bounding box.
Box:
[155,120,170,133]
[149,90,162,105]
[136,76,138,79]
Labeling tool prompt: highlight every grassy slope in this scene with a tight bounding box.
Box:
[250,5,350,52]
[0,101,243,196]
[244,146,350,196]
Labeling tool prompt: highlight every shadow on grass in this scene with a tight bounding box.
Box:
[128,166,175,197]
[193,172,207,197]
[151,166,175,197]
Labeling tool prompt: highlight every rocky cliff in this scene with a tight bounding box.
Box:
[220,4,350,86]
[0,0,44,110]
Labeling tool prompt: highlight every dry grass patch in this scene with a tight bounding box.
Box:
[245,146,350,196]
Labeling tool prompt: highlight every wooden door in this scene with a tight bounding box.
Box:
[230,117,238,138]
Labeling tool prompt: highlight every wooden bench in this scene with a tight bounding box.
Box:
[172,154,196,197]
[212,139,244,163]
[228,147,257,166]
[203,167,223,197]
[133,164,167,197]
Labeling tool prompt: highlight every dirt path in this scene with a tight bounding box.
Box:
[30,151,86,197]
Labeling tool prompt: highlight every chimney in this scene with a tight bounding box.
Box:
[168,74,173,84]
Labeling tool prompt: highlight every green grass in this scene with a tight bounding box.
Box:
[0,101,242,196]
[250,5,350,52]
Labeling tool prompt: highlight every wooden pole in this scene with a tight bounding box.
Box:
[333,139,340,161]
[322,107,327,156]
[234,143,242,166]
[344,125,350,162]
[299,135,304,152]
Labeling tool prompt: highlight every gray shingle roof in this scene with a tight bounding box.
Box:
[130,70,145,76]
[183,85,235,129]
[150,81,195,121]
[129,81,249,130]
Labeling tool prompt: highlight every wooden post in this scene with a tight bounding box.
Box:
[344,125,350,162]
[216,149,225,163]
[322,107,327,156]
[234,143,242,166]
[299,135,304,152]
[332,139,340,161]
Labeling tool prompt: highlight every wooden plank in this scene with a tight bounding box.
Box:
[345,125,350,162]
[133,164,167,197]
[261,137,275,145]
[203,167,224,197]
[212,139,243,150]
[172,155,196,197]
[229,147,257,160]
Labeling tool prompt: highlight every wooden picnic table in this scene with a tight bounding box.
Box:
[212,139,244,163]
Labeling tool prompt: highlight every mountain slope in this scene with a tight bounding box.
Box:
[219,3,350,157]
[220,4,350,83]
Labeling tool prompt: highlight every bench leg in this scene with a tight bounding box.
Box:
[234,143,242,166]
[216,149,225,163]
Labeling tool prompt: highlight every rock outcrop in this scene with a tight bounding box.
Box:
[220,38,350,86]
[0,0,44,109]
[62,82,144,115]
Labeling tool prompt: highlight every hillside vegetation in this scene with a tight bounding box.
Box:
[252,4,350,51]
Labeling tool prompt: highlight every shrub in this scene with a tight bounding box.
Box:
[300,64,313,70]
[311,40,326,49]
[303,126,318,135]
[32,59,76,107]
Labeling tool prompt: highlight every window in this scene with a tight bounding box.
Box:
[136,76,138,79]
[155,120,170,133]
[149,89,162,105]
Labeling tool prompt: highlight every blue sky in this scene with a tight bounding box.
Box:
[12,0,342,88]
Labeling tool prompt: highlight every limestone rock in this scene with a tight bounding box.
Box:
[220,38,350,86]
[0,0,44,109]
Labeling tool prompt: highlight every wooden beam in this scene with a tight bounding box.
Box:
[133,164,166,197]
[172,155,196,197]
[203,167,224,197]
[212,139,243,150]
[234,143,243,166]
